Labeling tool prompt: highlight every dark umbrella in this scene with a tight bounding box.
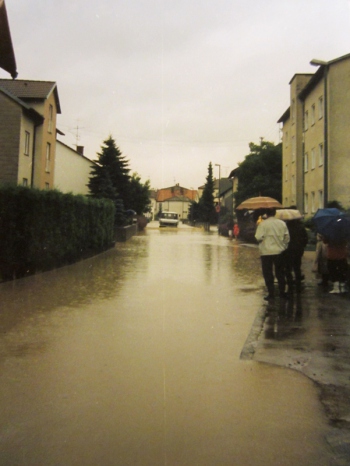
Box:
[312,208,350,243]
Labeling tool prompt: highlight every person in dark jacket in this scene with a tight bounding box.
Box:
[284,219,308,293]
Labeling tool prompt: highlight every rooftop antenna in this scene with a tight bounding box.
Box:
[73,119,84,148]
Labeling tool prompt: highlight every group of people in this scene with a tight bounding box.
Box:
[254,208,348,301]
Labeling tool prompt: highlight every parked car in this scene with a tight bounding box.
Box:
[159,212,179,227]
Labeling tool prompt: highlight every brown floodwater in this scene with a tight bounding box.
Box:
[0,223,334,465]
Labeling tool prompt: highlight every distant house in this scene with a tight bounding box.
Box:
[156,184,199,220]
[218,178,234,215]
[0,79,61,190]
[54,142,96,195]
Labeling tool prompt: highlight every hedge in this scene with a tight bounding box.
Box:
[0,186,115,280]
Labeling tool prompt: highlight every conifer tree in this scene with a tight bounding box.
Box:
[88,136,130,225]
[199,162,216,223]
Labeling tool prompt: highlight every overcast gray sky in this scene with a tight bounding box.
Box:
[2,0,350,189]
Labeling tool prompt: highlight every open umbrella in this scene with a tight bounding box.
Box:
[275,209,302,221]
[236,196,282,210]
[312,208,350,243]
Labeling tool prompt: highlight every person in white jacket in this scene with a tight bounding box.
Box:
[255,208,290,301]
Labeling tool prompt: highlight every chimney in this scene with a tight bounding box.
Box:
[76,146,84,155]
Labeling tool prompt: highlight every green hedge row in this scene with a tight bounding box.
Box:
[0,186,115,280]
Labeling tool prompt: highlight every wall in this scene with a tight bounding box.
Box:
[54,140,95,195]
[328,59,350,208]
[0,93,21,184]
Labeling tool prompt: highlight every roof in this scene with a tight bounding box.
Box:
[156,185,198,202]
[0,84,44,124]
[56,140,97,165]
[277,107,290,124]
[0,79,61,113]
[218,178,233,196]
[298,67,324,101]
[229,167,239,178]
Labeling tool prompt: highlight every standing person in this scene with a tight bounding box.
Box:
[255,208,290,301]
[233,223,240,240]
[312,233,329,290]
[324,238,348,294]
[284,219,309,293]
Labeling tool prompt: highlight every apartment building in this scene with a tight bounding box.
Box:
[278,53,350,214]
[0,79,61,189]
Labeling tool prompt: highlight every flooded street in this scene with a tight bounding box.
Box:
[0,224,333,465]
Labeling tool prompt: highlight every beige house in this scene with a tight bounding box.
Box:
[278,53,350,214]
[156,184,199,220]
[55,142,96,195]
[0,79,61,190]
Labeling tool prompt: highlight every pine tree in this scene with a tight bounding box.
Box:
[88,136,130,225]
[88,136,130,204]
[199,162,216,224]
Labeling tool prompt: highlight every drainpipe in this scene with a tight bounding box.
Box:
[31,123,40,188]
[323,66,329,206]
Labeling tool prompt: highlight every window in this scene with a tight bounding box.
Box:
[318,143,324,166]
[318,190,324,209]
[45,143,51,172]
[22,178,28,186]
[48,104,53,133]
[311,192,316,213]
[304,152,308,172]
[311,148,316,170]
[311,104,315,126]
[292,136,296,162]
[304,111,308,131]
[318,96,323,119]
[304,193,309,213]
[45,182,50,190]
[24,131,30,156]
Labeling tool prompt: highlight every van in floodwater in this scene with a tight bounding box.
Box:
[159,212,179,227]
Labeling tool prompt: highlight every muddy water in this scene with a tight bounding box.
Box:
[0,225,333,465]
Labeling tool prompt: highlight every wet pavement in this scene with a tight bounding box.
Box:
[0,222,346,465]
[241,249,350,465]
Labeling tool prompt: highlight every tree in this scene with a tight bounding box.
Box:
[234,140,282,207]
[199,162,216,224]
[128,173,151,215]
[88,136,130,206]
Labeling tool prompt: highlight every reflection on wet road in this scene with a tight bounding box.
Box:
[0,225,333,465]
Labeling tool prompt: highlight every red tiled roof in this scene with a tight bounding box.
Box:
[156,185,198,202]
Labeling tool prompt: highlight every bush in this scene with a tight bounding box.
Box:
[0,186,115,280]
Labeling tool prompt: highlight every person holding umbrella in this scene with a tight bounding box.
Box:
[323,238,348,294]
[313,208,350,294]
[275,208,308,294]
[255,208,290,301]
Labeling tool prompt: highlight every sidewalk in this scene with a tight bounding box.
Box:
[241,250,350,465]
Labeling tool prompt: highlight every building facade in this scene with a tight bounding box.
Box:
[155,184,199,221]
[278,53,350,214]
[0,79,61,190]
[55,142,96,195]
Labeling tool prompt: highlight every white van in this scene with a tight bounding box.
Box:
[159,211,179,227]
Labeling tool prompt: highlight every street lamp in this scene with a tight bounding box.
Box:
[310,58,328,206]
[215,163,221,206]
